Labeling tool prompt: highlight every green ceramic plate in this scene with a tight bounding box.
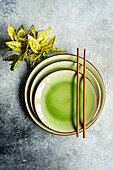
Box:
[24,54,105,136]
[30,61,101,126]
[34,70,97,133]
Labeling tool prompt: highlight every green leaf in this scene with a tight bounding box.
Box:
[3,54,19,61]
[42,51,48,57]
[3,53,20,71]
[18,24,25,31]
[5,24,66,71]
[28,35,41,53]
[13,29,18,41]
[28,25,36,38]
[18,52,24,61]
[5,41,23,52]
[14,34,18,41]
[41,36,55,52]
[22,41,28,49]
[13,29,27,42]
[7,24,15,40]
[18,40,29,61]
[51,47,66,52]
[14,29,18,34]
[37,27,51,41]
[28,34,34,41]
[24,39,30,57]
[4,47,13,52]
[18,37,27,41]
[40,36,55,45]
[10,59,20,71]
[17,29,26,38]
[35,31,38,38]
[28,49,32,54]
[29,53,41,61]
[45,49,51,53]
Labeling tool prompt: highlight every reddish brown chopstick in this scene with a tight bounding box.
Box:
[77,48,79,137]
[83,49,86,138]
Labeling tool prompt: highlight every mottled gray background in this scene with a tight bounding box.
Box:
[0,0,113,169]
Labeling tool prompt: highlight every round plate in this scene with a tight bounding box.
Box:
[30,61,101,125]
[34,70,98,133]
[24,54,105,136]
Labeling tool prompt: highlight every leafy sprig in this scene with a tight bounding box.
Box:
[3,24,66,71]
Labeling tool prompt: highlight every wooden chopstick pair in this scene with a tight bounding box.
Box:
[77,48,86,138]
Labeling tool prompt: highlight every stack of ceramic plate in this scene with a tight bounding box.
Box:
[24,54,105,136]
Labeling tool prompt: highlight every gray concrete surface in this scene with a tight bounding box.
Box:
[0,0,113,169]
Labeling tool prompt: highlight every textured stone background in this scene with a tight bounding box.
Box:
[0,0,113,169]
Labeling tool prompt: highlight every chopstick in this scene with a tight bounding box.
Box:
[76,48,86,138]
[77,48,79,137]
[83,49,86,138]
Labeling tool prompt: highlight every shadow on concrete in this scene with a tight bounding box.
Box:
[18,64,33,120]
[0,38,8,50]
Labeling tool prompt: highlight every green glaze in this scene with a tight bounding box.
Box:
[34,70,97,133]
[24,54,105,135]
[45,81,72,121]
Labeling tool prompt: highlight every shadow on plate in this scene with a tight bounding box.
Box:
[72,67,84,132]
